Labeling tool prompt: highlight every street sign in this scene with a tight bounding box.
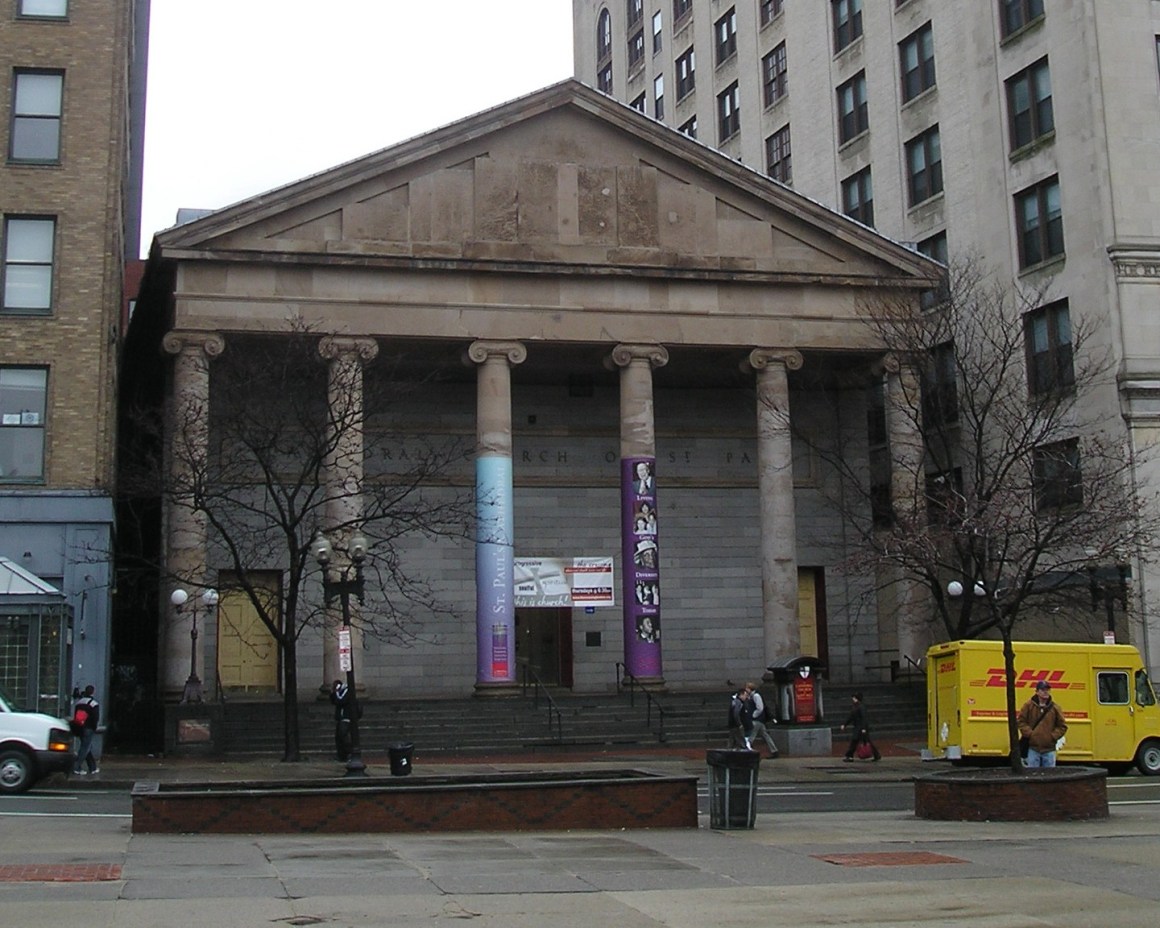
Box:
[338,626,352,672]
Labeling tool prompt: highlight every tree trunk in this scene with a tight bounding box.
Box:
[1002,632,1023,774]
[282,637,301,762]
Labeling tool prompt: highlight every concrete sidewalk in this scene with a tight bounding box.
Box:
[7,741,1160,926]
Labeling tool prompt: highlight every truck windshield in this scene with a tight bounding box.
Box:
[1137,670,1157,707]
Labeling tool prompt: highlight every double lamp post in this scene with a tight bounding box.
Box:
[312,532,369,777]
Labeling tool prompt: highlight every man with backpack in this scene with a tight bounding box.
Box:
[70,684,100,775]
[727,686,756,750]
[745,682,780,758]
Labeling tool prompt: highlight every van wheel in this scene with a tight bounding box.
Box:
[1135,740,1160,776]
[0,748,35,794]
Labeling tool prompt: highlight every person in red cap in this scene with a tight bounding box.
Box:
[1017,680,1068,767]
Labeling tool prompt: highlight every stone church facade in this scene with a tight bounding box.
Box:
[126,81,938,704]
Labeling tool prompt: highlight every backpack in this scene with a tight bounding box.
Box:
[70,703,90,735]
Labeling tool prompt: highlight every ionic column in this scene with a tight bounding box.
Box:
[161,330,225,699]
[318,337,379,685]
[610,344,669,684]
[884,356,929,668]
[466,340,526,692]
[747,348,803,665]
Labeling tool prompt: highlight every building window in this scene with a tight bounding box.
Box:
[765,125,792,184]
[917,231,949,308]
[837,71,868,143]
[627,0,643,27]
[922,341,958,427]
[715,8,737,65]
[1000,0,1044,39]
[673,0,692,22]
[678,115,697,139]
[654,74,665,120]
[717,81,740,142]
[0,367,47,482]
[762,43,788,106]
[676,47,695,99]
[18,0,67,15]
[1025,299,1074,397]
[628,29,645,69]
[841,167,873,226]
[2,216,54,313]
[760,0,784,26]
[899,22,936,102]
[652,10,663,53]
[630,92,646,113]
[597,9,612,62]
[832,0,863,53]
[906,125,943,206]
[1015,176,1063,268]
[598,63,613,94]
[10,70,64,163]
[1034,438,1082,512]
[1006,57,1053,151]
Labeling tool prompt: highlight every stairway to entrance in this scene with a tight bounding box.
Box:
[214,681,926,757]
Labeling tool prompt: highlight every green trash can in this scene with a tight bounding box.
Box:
[706,749,761,829]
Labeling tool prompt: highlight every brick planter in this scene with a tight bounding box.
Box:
[131,768,698,834]
[914,766,1108,821]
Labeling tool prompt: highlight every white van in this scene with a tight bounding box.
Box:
[0,685,74,793]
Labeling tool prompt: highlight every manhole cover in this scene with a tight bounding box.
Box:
[812,851,966,868]
[0,863,122,882]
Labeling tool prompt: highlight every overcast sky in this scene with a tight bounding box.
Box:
[139,1,575,257]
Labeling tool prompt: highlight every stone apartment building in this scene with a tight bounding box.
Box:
[125,80,942,735]
[574,0,1160,672]
[0,0,149,717]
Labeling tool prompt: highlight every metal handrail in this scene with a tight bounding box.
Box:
[518,662,563,742]
[615,662,667,742]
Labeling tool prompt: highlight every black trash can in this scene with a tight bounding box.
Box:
[706,748,761,829]
[388,742,414,777]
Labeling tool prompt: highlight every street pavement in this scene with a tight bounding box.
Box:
[3,739,1160,926]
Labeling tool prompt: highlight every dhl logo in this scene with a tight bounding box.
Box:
[972,668,1074,689]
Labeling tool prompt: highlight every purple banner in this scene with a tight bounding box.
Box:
[621,456,661,679]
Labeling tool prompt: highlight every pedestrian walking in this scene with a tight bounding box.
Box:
[70,684,100,775]
[840,692,880,762]
[1017,680,1068,767]
[745,682,779,757]
[727,686,756,750]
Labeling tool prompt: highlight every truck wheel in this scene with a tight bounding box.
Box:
[1135,740,1160,776]
[0,748,35,794]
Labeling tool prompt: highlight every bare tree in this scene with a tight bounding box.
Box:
[129,330,472,761]
[804,258,1159,771]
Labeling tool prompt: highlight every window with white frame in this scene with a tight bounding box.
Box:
[652,10,663,53]
[2,216,54,313]
[10,69,64,163]
[0,367,47,482]
[654,74,665,120]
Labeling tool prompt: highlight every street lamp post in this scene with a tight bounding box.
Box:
[170,586,219,704]
[312,532,368,777]
[1086,560,1129,642]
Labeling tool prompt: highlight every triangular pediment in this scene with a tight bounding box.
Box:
[155,81,937,286]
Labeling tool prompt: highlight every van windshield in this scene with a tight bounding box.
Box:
[0,683,17,712]
[1136,670,1157,707]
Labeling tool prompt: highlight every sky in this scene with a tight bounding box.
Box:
[139,1,576,257]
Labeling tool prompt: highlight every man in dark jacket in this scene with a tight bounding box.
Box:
[1018,680,1068,767]
[325,679,355,761]
[728,687,756,750]
[71,684,100,775]
[841,692,880,762]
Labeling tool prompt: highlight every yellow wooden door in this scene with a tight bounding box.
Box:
[797,570,818,657]
[217,577,279,691]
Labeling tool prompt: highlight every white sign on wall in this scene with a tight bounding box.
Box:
[514,557,615,608]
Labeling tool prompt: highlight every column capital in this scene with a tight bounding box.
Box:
[745,348,803,373]
[162,330,225,359]
[319,336,379,363]
[464,340,527,366]
[608,344,669,370]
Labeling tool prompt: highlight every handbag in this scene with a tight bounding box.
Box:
[855,738,874,760]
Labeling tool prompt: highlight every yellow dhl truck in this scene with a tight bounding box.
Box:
[925,640,1160,775]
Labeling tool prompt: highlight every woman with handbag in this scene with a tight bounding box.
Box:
[841,692,881,762]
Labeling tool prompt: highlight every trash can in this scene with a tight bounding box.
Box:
[706,749,761,829]
[388,741,414,777]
